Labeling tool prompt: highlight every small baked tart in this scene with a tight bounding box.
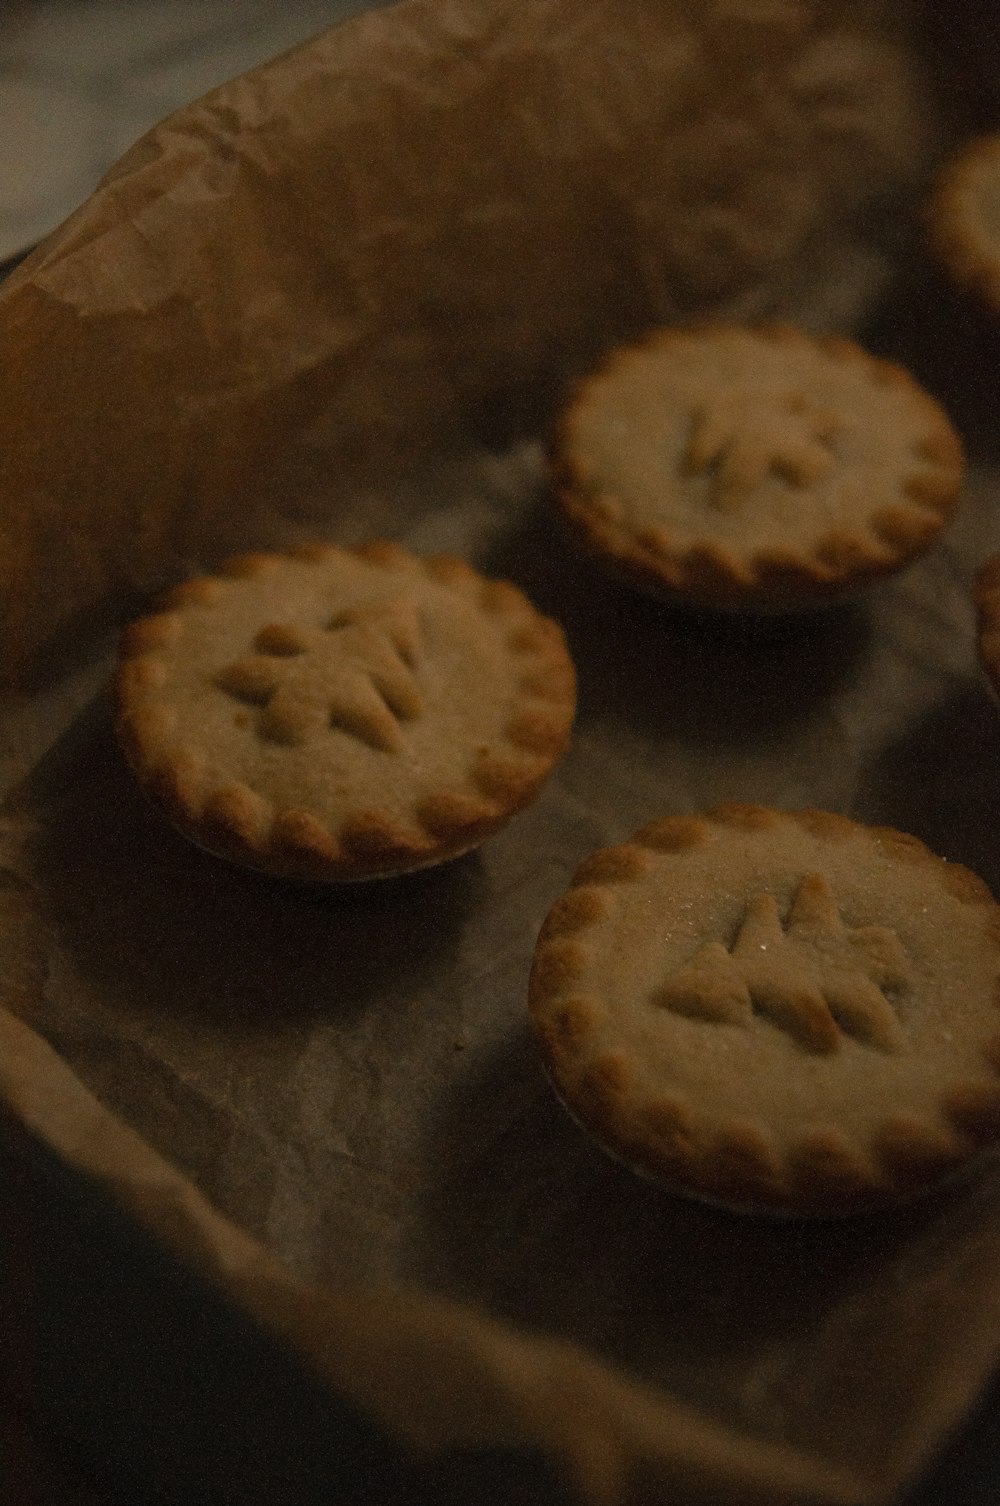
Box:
[115,541,576,881]
[928,133,1000,313]
[551,323,963,612]
[530,806,1000,1216]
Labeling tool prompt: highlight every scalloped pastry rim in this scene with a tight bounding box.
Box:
[529,804,1000,1217]
[115,541,577,882]
[551,322,964,612]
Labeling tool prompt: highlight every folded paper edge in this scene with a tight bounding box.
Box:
[0,0,939,688]
[0,1002,872,1506]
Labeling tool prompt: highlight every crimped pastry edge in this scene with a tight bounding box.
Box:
[542,1060,1000,1223]
[115,540,577,882]
[551,323,964,613]
[529,805,1000,1217]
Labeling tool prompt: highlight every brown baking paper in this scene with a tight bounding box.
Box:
[3,1,1000,1502]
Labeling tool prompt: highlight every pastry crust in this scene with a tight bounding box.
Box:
[529,806,1000,1216]
[928,133,1000,313]
[116,541,576,881]
[551,323,963,611]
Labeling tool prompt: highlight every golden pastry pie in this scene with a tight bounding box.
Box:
[530,806,1000,1215]
[551,323,963,611]
[116,541,576,881]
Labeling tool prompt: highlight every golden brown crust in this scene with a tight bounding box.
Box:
[506,708,572,757]
[530,807,1000,1217]
[415,792,500,841]
[572,845,653,886]
[531,939,593,998]
[710,802,782,832]
[115,541,576,882]
[201,783,270,850]
[119,613,182,655]
[633,815,706,853]
[551,323,963,612]
[339,810,435,867]
[269,810,342,876]
[471,750,545,806]
[161,578,224,608]
[789,809,856,841]
[539,887,614,937]
[423,553,482,591]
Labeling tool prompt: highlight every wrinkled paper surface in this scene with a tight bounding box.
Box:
[4,2,1000,1503]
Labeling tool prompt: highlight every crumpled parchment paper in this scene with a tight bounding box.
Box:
[5,2,1000,1503]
